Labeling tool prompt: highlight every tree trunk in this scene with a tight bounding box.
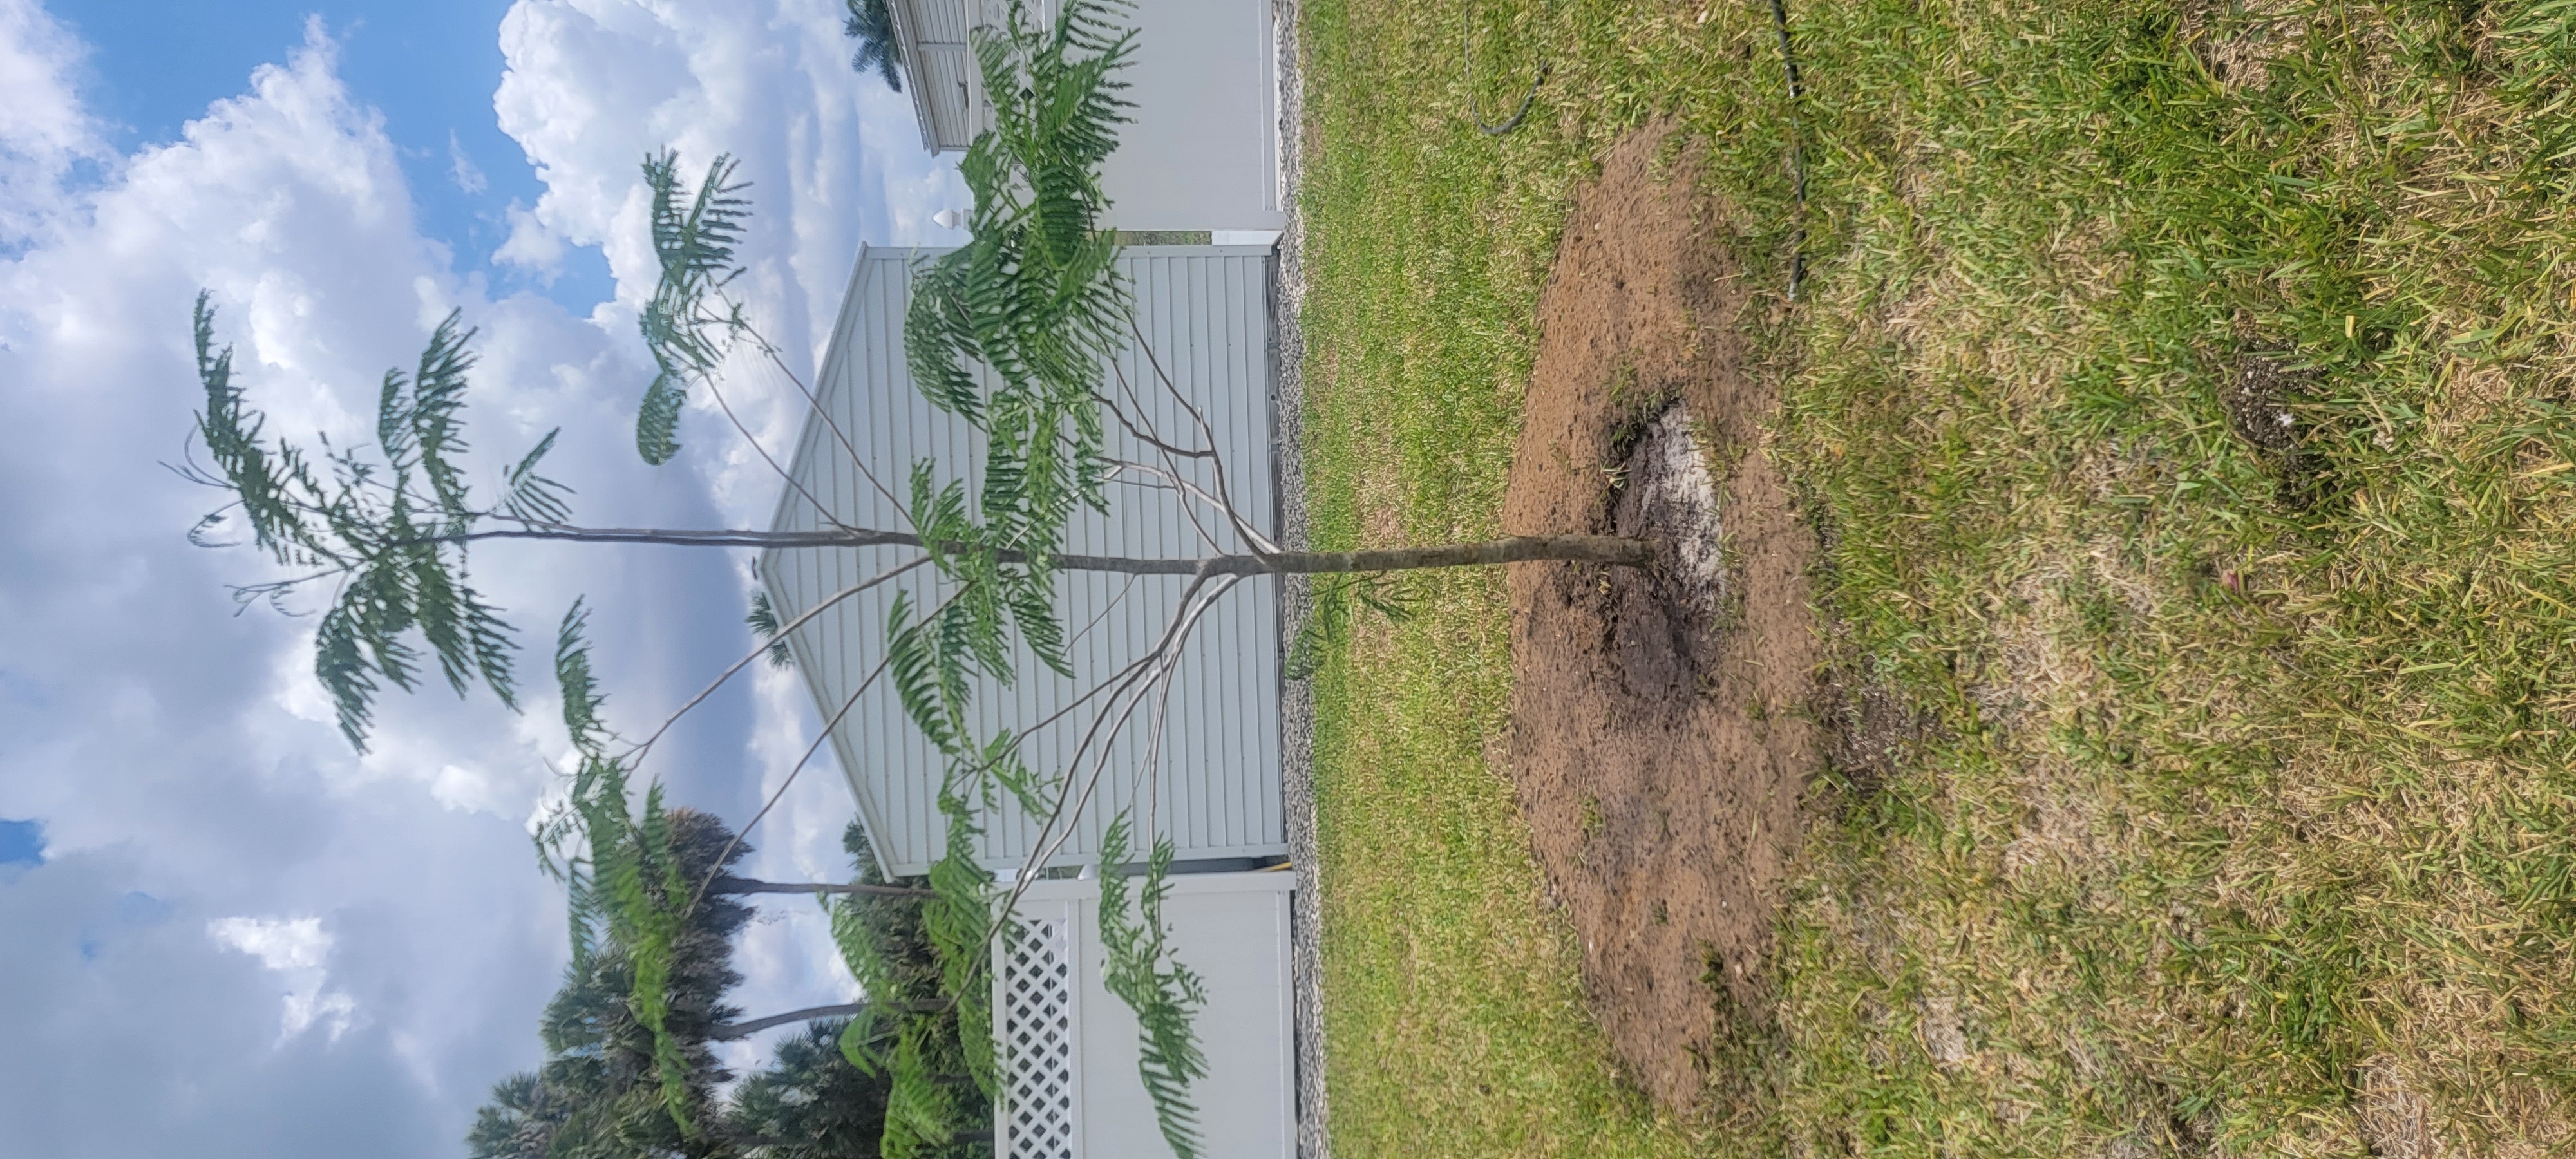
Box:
[432,523,1657,575]
[1203,536,1656,574]
[710,999,947,1041]
[710,875,934,898]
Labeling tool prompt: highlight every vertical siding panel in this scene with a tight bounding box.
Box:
[1235,253,1260,850]
[1223,253,1240,847]
[1139,252,1165,853]
[1137,254,1169,858]
[861,261,901,866]
[1244,254,1272,850]
[1175,251,1190,850]
[1211,254,1238,850]
[908,261,944,868]
[849,261,880,860]
[1196,252,1220,853]
[1245,247,1282,856]
[881,259,931,869]
[1224,252,1250,850]
[1195,252,1222,851]
[775,246,1285,875]
[1177,252,1202,853]
[1226,254,1251,850]
[1175,252,1206,856]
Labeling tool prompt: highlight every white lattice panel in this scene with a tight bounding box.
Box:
[997,873,1297,1159]
[999,915,1080,1159]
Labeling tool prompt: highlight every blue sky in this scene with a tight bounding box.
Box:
[0,1,963,1153]
[52,0,612,303]
[0,816,39,865]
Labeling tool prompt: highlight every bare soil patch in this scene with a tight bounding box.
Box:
[2224,348,2326,508]
[1499,120,1823,1111]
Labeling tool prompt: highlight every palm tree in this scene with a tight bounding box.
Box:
[470,816,959,1159]
[728,1019,889,1158]
[844,0,903,92]
[826,822,992,1159]
[468,808,757,1159]
[465,1072,565,1159]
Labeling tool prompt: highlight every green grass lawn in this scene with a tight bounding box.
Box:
[1297,1,2576,1154]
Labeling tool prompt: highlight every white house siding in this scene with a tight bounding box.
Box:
[914,48,979,151]
[761,246,1285,878]
[893,0,1283,232]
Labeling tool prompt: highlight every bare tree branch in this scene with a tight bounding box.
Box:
[1104,353,1276,554]
[710,1000,944,1041]
[696,349,849,534]
[626,555,929,766]
[737,306,913,522]
[998,569,1244,922]
[710,876,934,898]
[1106,460,1225,552]
[1118,314,1275,552]
[681,627,907,920]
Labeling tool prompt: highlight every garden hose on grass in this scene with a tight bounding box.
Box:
[1770,0,1810,302]
[1464,0,1808,302]
[1464,0,1551,135]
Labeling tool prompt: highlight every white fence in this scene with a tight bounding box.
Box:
[998,871,1298,1159]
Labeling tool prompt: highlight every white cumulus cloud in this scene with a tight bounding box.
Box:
[0,0,107,245]
[209,914,335,972]
[209,915,360,1041]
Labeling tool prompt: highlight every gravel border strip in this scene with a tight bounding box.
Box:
[1268,1,1327,1156]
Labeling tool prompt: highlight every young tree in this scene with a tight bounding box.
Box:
[186,0,1655,1151]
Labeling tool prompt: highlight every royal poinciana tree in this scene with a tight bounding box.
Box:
[184,1,1653,1153]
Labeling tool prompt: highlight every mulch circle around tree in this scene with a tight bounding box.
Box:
[1499,118,1823,1113]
